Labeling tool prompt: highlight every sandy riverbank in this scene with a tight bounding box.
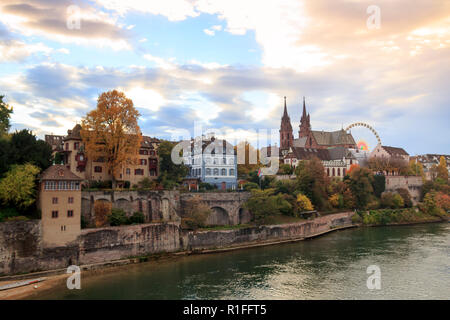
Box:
[0,274,69,300]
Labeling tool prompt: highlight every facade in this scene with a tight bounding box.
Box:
[370,145,410,162]
[182,135,238,190]
[279,97,356,156]
[48,124,160,186]
[283,146,356,179]
[38,165,82,247]
[44,134,64,155]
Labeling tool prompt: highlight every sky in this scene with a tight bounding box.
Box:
[0,0,449,155]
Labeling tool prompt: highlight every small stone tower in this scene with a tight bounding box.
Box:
[279,96,293,149]
[299,96,311,138]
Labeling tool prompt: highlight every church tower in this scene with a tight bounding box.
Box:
[299,96,311,138]
[279,96,293,149]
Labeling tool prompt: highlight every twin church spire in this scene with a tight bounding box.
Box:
[279,96,311,149]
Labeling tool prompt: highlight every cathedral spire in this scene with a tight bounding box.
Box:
[283,96,288,118]
[302,96,307,119]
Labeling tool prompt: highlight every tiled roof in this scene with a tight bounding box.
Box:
[311,129,356,146]
[293,137,307,148]
[289,147,331,161]
[382,146,409,156]
[40,165,82,181]
[64,124,82,141]
[141,136,160,148]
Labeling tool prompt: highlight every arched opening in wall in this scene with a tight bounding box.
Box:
[161,198,170,221]
[238,207,252,224]
[207,207,229,226]
[147,200,152,221]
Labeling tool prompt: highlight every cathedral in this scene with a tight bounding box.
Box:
[279,97,357,155]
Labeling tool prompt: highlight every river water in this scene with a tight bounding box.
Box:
[38,223,449,300]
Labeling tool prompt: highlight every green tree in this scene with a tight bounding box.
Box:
[346,166,374,209]
[372,174,386,198]
[0,95,13,138]
[295,158,329,210]
[0,163,40,210]
[244,188,292,224]
[4,130,52,175]
[158,140,189,188]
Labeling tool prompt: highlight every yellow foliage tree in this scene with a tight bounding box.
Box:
[0,163,40,209]
[94,200,112,227]
[296,193,314,212]
[81,90,142,189]
[437,156,448,181]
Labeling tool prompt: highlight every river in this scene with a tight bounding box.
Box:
[37,223,449,299]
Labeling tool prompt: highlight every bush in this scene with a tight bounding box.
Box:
[89,180,112,189]
[397,188,413,208]
[129,211,145,224]
[182,196,211,229]
[109,208,128,226]
[381,192,404,209]
[199,182,216,191]
[297,193,314,212]
[243,182,259,191]
[0,207,20,222]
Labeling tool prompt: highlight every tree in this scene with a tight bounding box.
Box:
[81,90,142,189]
[157,140,189,188]
[397,188,412,208]
[297,194,314,212]
[295,158,329,210]
[0,95,13,138]
[0,163,40,210]
[182,195,211,229]
[94,200,112,227]
[244,188,292,224]
[346,166,374,209]
[436,156,448,182]
[408,160,425,179]
[372,174,386,198]
[1,130,52,177]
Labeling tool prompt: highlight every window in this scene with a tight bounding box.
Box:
[68,197,74,204]
[65,143,69,151]
[135,169,144,175]
[221,168,226,176]
[206,168,211,175]
[94,166,102,173]
[229,158,234,165]
[150,150,156,156]
[150,169,157,176]
[338,168,341,176]
[327,168,330,176]
[223,158,226,164]
[74,142,79,150]
[140,159,147,165]
[52,197,58,204]
[332,168,335,176]
[229,169,235,176]
[139,149,149,155]
[126,168,131,175]
[61,225,66,231]
[67,210,74,217]
[213,158,217,164]
[213,168,219,176]
[51,211,58,218]
[198,168,202,176]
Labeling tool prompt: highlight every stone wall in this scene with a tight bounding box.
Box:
[81,190,180,226]
[79,222,181,265]
[385,176,423,205]
[0,220,79,276]
[0,211,353,276]
[182,212,354,251]
[180,192,251,225]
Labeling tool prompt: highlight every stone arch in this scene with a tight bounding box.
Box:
[238,207,252,224]
[207,206,229,225]
[115,198,131,213]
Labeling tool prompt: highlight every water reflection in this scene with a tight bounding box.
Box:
[37,223,449,300]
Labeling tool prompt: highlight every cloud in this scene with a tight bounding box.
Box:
[0,0,132,50]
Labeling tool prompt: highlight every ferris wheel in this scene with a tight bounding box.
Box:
[345,122,382,151]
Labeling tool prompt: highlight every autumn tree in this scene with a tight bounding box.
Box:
[408,160,425,179]
[436,156,448,182]
[81,90,142,189]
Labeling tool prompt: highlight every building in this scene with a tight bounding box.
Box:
[49,124,160,187]
[182,135,237,190]
[279,97,356,156]
[370,145,410,162]
[38,165,82,247]
[44,134,64,155]
[283,146,356,179]
[413,154,450,180]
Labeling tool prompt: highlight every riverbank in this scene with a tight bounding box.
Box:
[0,212,355,299]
